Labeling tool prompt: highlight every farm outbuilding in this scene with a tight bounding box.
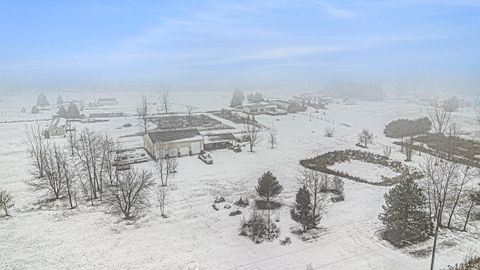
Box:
[144,129,204,159]
[204,133,236,150]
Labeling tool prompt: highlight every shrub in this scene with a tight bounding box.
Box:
[324,127,335,137]
[240,212,279,243]
[234,197,249,207]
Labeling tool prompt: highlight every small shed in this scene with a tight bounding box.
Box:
[204,133,236,150]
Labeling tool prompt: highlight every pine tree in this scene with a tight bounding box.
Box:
[66,102,80,119]
[31,105,39,114]
[58,106,67,117]
[291,186,313,232]
[379,178,430,246]
[255,171,282,209]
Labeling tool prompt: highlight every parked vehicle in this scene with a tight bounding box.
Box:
[198,151,213,164]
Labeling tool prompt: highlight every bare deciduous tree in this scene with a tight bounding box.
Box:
[428,101,453,134]
[153,145,178,187]
[160,88,170,114]
[357,129,374,148]
[421,156,459,229]
[186,105,196,125]
[0,189,14,216]
[107,169,155,220]
[446,165,473,228]
[445,123,462,160]
[267,123,278,149]
[155,184,168,217]
[27,144,65,200]
[57,147,78,208]
[383,146,392,158]
[244,121,262,152]
[298,169,328,229]
[74,129,114,203]
[422,156,461,270]
[463,188,480,231]
[67,128,76,156]
[136,95,151,135]
[25,122,48,178]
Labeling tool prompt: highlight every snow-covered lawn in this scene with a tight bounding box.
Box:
[329,160,399,183]
[0,90,479,270]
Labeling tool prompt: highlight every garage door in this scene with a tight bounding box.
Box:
[179,146,190,156]
[191,142,201,154]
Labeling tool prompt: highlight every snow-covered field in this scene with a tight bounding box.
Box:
[0,90,479,270]
[329,160,399,183]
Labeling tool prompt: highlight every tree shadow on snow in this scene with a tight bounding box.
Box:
[291,227,328,242]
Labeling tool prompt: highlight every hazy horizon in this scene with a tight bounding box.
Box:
[1,1,479,93]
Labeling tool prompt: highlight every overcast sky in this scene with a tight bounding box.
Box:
[1,0,479,91]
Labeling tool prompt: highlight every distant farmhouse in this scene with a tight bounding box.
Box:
[144,129,204,159]
[45,117,67,138]
[235,101,286,115]
[97,98,118,106]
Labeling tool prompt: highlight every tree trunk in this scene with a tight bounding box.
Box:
[463,201,474,232]
[430,209,441,270]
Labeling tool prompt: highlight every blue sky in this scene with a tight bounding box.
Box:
[0,0,479,91]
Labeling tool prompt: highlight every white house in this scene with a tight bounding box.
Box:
[235,101,279,115]
[144,129,204,159]
[46,117,67,138]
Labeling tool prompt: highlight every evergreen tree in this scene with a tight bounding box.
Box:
[230,90,244,107]
[255,171,282,209]
[31,105,39,114]
[379,178,430,246]
[290,186,313,232]
[66,102,80,119]
[57,106,67,117]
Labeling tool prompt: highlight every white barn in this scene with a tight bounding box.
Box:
[144,129,204,159]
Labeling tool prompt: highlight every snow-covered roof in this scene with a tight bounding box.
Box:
[49,117,67,128]
[147,129,202,143]
[204,133,236,144]
[97,98,117,102]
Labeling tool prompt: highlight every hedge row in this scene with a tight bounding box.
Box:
[300,149,422,186]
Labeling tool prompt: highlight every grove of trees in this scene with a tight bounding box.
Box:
[384,117,431,160]
[230,90,245,107]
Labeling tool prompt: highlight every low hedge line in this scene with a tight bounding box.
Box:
[300,149,422,186]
